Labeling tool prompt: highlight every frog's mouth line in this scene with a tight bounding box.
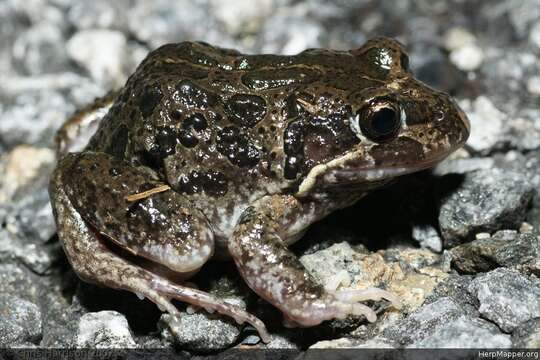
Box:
[322,148,456,187]
[296,142,462,197]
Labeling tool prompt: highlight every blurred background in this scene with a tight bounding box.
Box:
[1,0,540,351]
[1,0,539,152]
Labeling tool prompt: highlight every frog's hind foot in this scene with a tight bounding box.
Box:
[153,278,271,343]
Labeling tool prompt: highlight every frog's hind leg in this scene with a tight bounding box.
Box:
[55,91,117,156]
[49,152,271,342]
[229,195,402,328]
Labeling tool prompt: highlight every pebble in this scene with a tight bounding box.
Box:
[458,96,505,154]
[443,27,476,51]
[512,318,540,348]
[529,21,540,49]
[527,76,540,96]
[67,29,128,87]
[411,224,443,252]
[383,297,467,345]
[450,43,484,72]
[438,168,535,247]
[450,230,540,274]
[0,90,74,149]
[76,311,137,348]
[468,268,540,333]
[409,316,511,348]
[0,294,42,347]
[159,297,245,351]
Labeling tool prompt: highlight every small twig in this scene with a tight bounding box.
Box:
[125,184,171,202]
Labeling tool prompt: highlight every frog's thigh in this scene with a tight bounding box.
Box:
[54,152,214,273]
[229,195,400,327]
[55,92,117,156]
[49,154,270,342]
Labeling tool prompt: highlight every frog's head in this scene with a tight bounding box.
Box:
[293,37,470,196]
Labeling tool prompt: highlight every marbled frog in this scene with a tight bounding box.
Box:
[49,37,470,342]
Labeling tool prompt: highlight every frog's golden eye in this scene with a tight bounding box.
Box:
[358,101,401,142]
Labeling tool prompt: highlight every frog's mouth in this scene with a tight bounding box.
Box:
[296,146,457,196]
[325,152,451,184]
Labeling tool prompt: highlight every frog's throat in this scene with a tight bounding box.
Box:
[295,147,457,197]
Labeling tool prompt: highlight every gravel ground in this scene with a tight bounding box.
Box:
[1,0,540,352]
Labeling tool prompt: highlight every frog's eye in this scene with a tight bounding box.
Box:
[356,101,401,142]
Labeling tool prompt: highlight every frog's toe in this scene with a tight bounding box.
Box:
[332,287,403,310]
[153,278,271,343]
[346,302,378,323]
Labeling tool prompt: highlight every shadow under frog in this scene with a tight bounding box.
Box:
[49,37,469,343]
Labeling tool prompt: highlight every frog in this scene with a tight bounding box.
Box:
[49,37,470,343]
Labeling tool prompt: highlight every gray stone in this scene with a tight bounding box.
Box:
[210,0,275,36]
[439,169,535,247]
[311,336,396,349]
[0,263,44,303]
[300,242,364,287]
[424,274,479,311]
[0,294,42,346]
[512,318,540,348]
[434,156,495,176]
[66,29,129,87]
[126,0,226,49]
[530,21,540,49]
[0,90,75,149]
[76,311,137,348]
[260,15,323,55]
[383,297,466,345]
[506,109,540,152]
[412,224,443,252]
[409,316,511,348]
[458,96,505,154]
[0,146,60,274]
[450,230,540,274]
[468,268,540,332]
[12,22,71,76]
[67,0,129,31]
[159,297,244,351]
[0,232,58,275]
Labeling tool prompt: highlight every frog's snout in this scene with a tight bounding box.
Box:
[445,95,471,149]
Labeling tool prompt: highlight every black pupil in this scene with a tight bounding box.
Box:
[371,108,398,136]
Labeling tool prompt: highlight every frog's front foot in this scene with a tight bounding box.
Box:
[327,287,403,323]
[281,288,401,327]
[229,195,402,328]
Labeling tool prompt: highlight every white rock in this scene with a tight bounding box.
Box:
[76,311,136,348]
[450,43,484,71]
[412,224,443,252]
[443,27,476,51]
[261,16,322,54]
[527,76,540,95]
[67,29,127,87]
[0,146,55,203]
[211,0,274,35]
[529,21,540,49]
[458,96,505,153]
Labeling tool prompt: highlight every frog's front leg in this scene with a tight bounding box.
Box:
[229,195,401,327]
[49,152,270,342]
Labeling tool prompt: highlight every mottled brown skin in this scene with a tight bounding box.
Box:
[49,37,469,342]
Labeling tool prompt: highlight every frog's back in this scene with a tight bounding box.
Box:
[83,43,335,237]
[86,42,364,196]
